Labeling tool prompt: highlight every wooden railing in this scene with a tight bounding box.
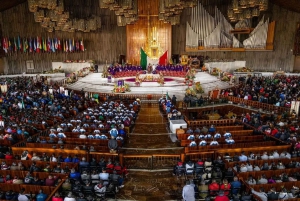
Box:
[187,119,236,127]
[225,96,289,114]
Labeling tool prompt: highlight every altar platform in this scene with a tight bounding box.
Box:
[67,72,232,100]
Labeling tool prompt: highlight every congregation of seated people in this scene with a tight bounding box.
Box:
[221,75,300,108]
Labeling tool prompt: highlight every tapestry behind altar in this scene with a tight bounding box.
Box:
[126,0,171,65]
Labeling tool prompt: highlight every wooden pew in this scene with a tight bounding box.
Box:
[225,157,300,170]
[216,145,292,157]
[180,135,265,147]
[185,141,277,153]
[0,159,78,170]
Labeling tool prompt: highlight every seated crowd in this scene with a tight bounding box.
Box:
[221,75,300,108]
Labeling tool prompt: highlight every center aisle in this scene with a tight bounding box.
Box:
[122,102,182,155]
[116,103,184,201]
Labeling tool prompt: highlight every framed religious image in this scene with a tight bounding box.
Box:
[180,55,188,65]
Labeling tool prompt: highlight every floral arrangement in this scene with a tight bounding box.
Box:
[44,66,64,74]
[210,67,222,76]
[184,68,196,86]
[112,83,131,93]
[64,60,86,63]
[234,67,253,72]
[195,82,204,93]
[185,87,197,96]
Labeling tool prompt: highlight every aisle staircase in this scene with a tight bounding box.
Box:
[116,103,184,201]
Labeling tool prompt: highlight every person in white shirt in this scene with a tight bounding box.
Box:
[79,133,87,139]
[278,188,289,200]
[280,151,291,159]
[223,131,231,138]
[214,132,221,139]
[182,180,195,201]
[50,155,57,162]
[187,134,195,140]
[199,139,207,146]
[261,152,269,160]
[273,150,280,158]
[251,188,268,201]
[210,139,219,146]
[189,140,197,147]
[57,132,66,138]
[99,169,110,186]
[64,192,76,201]
[18,189,30,201]
[246,162,253,171]
[240,164,248,172]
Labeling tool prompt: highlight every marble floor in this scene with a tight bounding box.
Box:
[67,72,231,99]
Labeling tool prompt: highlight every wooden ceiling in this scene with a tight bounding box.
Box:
[0,0,300,13]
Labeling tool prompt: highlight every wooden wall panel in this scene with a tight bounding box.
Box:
[126,18,171,64]
[1,1,127,74]
[172,3,298,72]
[138,0,159,16]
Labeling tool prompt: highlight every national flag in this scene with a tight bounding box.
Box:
[80,38,84,51]
[158,50,168,65]
[36,37,40,53]
[54,38,58,50]
[76,40,79,51]
[65,39,68,52]
[63,39,65,52]
[23,38,28,53]
[8,38,12,52]
[17,36,21,51]
[2,37,7,53]
[51,38,55,52]
[13,37,17,52]
[43,38,47,52]
[47,37,51,52]
[140,48,149,70]
[69,38,72,52]
[29,38,33,53]
[72,38,75,52]
[33,37,37,52]
[58,38,61,50]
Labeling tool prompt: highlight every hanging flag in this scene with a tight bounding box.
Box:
[65,39,68,52]
[80,38,84,51]
[41,37,44,52]
[2,37,7,53]
[76,40,79,51]
[58,38,61,51]
[29,38,33,53]
[51,38,55,52]
[140,48,149,70]
[8,38,12,53]
[36,37,40,53]
[33,37,37,52]
[43,37,47,52]
[17,36,21,51]
[54,38,58,50]
[14,37,17,52]
[47,37,51,52]
[23,38,28,53]
[69,38,72,52]
[158,51,168,65]
[72,38,75,52]
[63,39,65,52]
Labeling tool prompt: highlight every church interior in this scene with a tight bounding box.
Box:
[0,0,300,201]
